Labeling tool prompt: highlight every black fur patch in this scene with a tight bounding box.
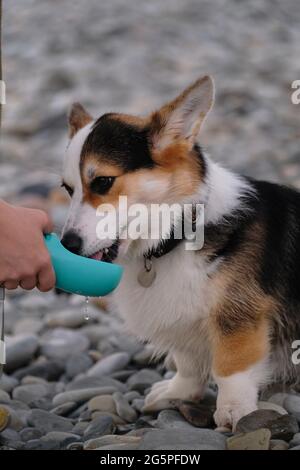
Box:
[81,114,154,171]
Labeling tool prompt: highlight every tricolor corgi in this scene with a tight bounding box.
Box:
[61,76,300,430]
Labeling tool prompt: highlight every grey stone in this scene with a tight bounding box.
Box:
[0,390,11,403]
[127,369,162,392]
[13,318,43,335]
[0,373,19,393]
[40,431,81,449]
[227,429,271,450]
[83,415,115,440]
[66,353,93,379]
[133,345,156,366]
[52,386,117,406]
[40,328,89,359]
[236,409,299,441]
[284,395,300,422]
[20,427,43,442]
[177,401,215,428]
[45,308,92,328]
[258,400,288,415]
[0,428,24,449]
[124,391,141,402]
[13,360,64,381]
[67,442,84,450]
[27,409,74,433]
[270,439,289,450]
[87,352,130,377]
[268,393,291,407]
[66,375,126,392]
[138,429,227,450]
[50,401,78,416]
[72,421,89,435]
[290,445,300,450]
[132,398,145,413]
[12,383,53,405]
[289,432,300,447]
[156,410,196,430]
[113,392,137,423]
[6,334,39,372]
[84,434,141,450]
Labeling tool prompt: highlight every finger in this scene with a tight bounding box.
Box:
[4,280,19,290]
[36,210,54,234]
[20,276,38,291]
[37,264,56,292]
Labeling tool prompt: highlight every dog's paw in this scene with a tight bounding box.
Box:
[143,375,204,413]
[214,402,257,431]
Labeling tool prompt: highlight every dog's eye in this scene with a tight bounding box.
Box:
[61,181,74,197]
[90,176,115,195]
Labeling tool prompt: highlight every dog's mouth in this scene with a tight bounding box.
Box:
[89,240,120,263]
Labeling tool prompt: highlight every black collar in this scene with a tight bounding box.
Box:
[143,204,197,261]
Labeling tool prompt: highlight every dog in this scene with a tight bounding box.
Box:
[61,75,300,430]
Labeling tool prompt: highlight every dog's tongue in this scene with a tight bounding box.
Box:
[90,250,103,261]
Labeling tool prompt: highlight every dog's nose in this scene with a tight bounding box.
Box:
[61,231,83,255]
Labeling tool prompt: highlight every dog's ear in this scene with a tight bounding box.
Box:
[68,103,93,138]
[151,75,214,150]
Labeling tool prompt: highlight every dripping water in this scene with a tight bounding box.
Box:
[84,296,90,321]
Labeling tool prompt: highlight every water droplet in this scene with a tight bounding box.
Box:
[84,296,90,321]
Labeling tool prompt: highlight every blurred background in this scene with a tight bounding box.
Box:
[0,0,300,448]
[1,0,300,210]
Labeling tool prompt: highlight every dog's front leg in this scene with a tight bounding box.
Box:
[143,350,209,413]
[212,319,270,431]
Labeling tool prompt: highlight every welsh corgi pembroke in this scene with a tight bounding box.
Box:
[61,76,300,430]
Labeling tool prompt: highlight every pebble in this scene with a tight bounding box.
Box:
[177,401,215,428]
[289,432,300,448]
[227,429,271,450]
[290,445,300,450]
[20,427,43,442]
[13,318,43,336]
[138,429,227,450]
[46,309,97,329]
[39,431,81,450]
[113,392,137,423]
[88,395,117,414]
[13,360,65,381]
[66,375,126,392]
[83,416,115,441]
[50,402,78,416]
[0,407,10,432]
[236,409,299,441]
[268,393,290,407]
[0,428,24,449]
[12,383,53,405]
[84,434,141,450]
[40,328,90,359]
[0,390,11,403]
[52,386,118,407]
[258,401,288,415]
[270,439,289,450]
[156,410,195,430]
[91,411,125,425]
[283,395,300,422]
[0,374,19,393]
[72,421,89,435]
[127,369,162,392]
[87,352,130,377]
[66,353,93,379]
[6,334,39,372]
[27,409,74,433]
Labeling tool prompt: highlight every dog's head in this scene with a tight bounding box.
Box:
[61,75,214,262]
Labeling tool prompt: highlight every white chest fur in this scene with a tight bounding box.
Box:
[113,244,220,354]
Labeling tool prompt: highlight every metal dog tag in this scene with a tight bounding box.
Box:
[137,257,156,288]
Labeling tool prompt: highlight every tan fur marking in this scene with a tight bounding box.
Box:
[69,103,93,138]
[212,319,270,377]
